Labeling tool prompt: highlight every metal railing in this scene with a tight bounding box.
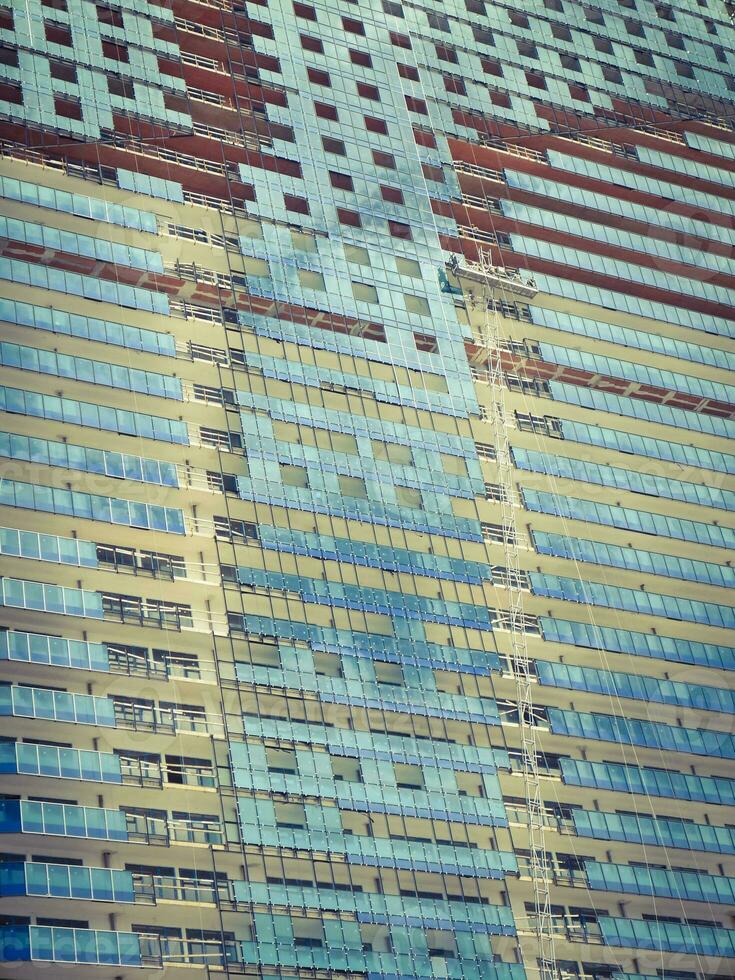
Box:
[113,702,225,738]
[125,812,226,847]
[119,757,217,789]
[454,160,505,182]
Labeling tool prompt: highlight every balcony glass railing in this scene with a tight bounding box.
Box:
[0,741,122,783]
[0,925,146,967]
[0,798,128,842]
[0,630,109,672]
[0,861,135,903]
[0,685,115,726]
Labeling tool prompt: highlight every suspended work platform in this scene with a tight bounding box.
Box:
[448,254,539,298]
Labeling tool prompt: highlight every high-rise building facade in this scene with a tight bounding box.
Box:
[0,0,733,978]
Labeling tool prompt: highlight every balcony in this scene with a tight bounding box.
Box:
[0,797,229,850]
[0,685,116,727]
[0,741,123,784]
[0,630,109,673]
[0,798,128,842]
[106,644,216,684]
[112,700,225,738]
[0,862,136,904]
[136,933,241,968]
[123,810,225,848]
[101,592,228,635]
[131,871,231,905]
[0,862,231,907]
[118,754,217,790]
[0,924,152,968]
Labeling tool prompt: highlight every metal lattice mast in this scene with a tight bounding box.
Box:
[452,253,557,980]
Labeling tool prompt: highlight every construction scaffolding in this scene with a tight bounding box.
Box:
[455,249,557,980]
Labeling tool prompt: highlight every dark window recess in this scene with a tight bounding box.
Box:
[526,72,546,90]
[561,54,581,72]
[50,56,76,81]
[349,49,372,67]
[435,44,458,63]
[101,40,129,62]
[426,11,449,31]
[42,0,68,9]
[108,76,135,99]
[44,22,73,46]
[551,24,572,40]
[414,332,438,353]
[365,115,388,134]
[329,171,354,191]
[388,220,412,240]
[342,16,364,34]
[490,91,511,108]
[54,96,83,119]
[336,207,362,227]
[314,101,338,120]
[96,4,124,26]
[382,1,403,16]
[389,31,411,49]
[380,185,404,204]
[404,95,427,115]
[594,37,614,54]
[0,47,19,68]
[482,59,503,77]
[473,27,494,46]
[322,135,346,155]
[372,149,396,169]
[568,83,589,102]
[517,40,538,59]
[284,194,309,214]
[602,65,623,83]
[300,34,324,53]
[307,67,330,86]
[422,162,444,182]
[293,1,317,20]
[397,62,419,81]
[444,76,466,95]
[357,81,380,101]
[0,81,22,105]
[413,127,437,148]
